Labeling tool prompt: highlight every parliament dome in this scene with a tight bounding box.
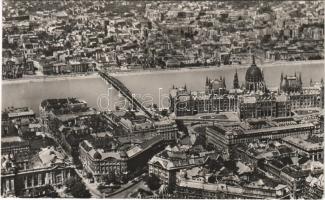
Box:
[245,55,267,92]
[245,57,263,83]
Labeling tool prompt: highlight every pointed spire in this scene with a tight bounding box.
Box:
[223,76,226,88]
[299,73,302,84]
[206,76,209,85]
[252,55,256,65]
[280,72,283,81]
[261,69,264,79]
[23,54,27,64]
[172,85,175,89]
[310,78,313,86]
[233,69,239,89]
[184,84,187,90]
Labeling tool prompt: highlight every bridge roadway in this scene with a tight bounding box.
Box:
[98,71,153,118]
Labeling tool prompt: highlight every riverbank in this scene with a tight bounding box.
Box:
[2,73,100,85]
[111,59,324,77]
[2,59,323,85]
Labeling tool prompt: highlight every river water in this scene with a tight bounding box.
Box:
[2,62,324,114]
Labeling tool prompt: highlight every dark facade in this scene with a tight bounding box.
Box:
[239,95,291,120]
[170,88,238,117]
[1,165,74,197]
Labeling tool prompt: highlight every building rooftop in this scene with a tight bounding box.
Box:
[40,98,89,115]
[283,135,323,152]
[237,141,294,160]
[207,119,314,138]
[3,107,35,119]
[126,146,143,158]
[80,139,126,161]
[89,149,122,160]
[239,123,314,136]
[1,136,24,143]
[37,146,65,167]
[56,109,98,121]
[149,147,210,171]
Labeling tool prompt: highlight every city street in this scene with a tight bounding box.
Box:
[74,169,102,198]
[108,180,146,198]
[74,168,148,199]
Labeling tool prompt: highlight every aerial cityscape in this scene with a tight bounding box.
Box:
[1,0,324,199]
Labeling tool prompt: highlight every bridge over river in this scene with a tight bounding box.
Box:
[98,71,153,118]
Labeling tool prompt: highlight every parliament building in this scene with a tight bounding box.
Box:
[169,56,324,119]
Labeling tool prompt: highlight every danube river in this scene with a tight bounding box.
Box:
[2,61,324,114]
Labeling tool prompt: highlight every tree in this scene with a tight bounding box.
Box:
[146,174,161,191]
[194,134,206,147]
[224,161,238,173]
[70,182,91,198]
[72,153,82,169]
[97,184,106,190]
[65,177,91,198]
[65,40,72,49]
[206,158,223,172]
[43,185,59,197]
[175,120,188,135]
[148,21,152,30]
[208,175,216,183]
[86,172,93,179]
[65,177,77,192]
[161,109,168,117]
